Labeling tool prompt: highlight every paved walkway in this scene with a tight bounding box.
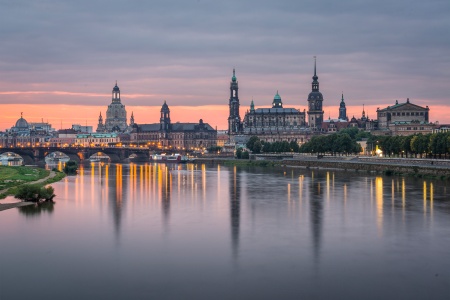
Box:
[0,171,56,212]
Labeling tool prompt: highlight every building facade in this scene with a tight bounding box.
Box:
[131,102,217,150]
[377,98,429,129]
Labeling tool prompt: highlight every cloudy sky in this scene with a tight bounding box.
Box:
[1,0,449,130]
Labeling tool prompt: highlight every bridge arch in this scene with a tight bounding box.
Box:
[88,152,111,162]
[0,152,24,166]
[45,151,70,164]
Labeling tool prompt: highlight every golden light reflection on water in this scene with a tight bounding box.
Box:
[423,181,427,214]
[375,177,383,235]
[326,172,330,205]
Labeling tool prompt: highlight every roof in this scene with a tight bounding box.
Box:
[377,101,429,112]
[137,124,160,131]
[171,122,215,131]
[251,108,302,114]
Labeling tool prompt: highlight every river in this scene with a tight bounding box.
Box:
[1,162,449,299]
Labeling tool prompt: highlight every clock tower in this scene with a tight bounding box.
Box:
[307,57,324,130]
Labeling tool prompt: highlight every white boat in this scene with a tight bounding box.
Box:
[150,153,188,163]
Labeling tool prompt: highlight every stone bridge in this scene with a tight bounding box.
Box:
[0,147,154,164]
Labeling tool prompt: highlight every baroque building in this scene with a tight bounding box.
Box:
[242,92,308,143]
[97,82,130,133]
[131,101,217,150]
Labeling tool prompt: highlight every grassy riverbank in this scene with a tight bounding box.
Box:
[0,166,65,200]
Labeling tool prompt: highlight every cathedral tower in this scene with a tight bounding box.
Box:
[307,57,324,130]
[228,69,241,135]
[339,93,348,121]
[160,101,171,135]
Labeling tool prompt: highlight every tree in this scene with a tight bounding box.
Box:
[246,136,260,152]
[15,184,56,202]
[235,147,243,159]
[63,161,78,175]
[253,141,262,154]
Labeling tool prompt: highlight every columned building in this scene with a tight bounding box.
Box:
[376,98,430,129]
[228,69,241,135]
[307,58,324,130]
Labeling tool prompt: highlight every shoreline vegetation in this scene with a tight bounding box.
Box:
[0,165,65,211]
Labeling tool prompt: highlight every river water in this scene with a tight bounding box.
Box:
[1,162,449,299]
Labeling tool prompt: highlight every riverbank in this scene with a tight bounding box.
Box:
[193,155,450,178]
[0,166,65,211]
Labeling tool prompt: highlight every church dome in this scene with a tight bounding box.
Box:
[113,83,120,92]
[15,116,29,128]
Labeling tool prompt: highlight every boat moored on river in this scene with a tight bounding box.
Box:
[150,153,188,163]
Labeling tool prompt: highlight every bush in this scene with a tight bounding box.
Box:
[15,184,56,202]
[63,161,78,175]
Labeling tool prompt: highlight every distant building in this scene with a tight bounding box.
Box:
[377,98,429,129]
[242,91,309,143]
[375,98,433,135]
[97,82,131,133]
[75,133,120,147]
[131,101,217,150]
[72,124,93,133]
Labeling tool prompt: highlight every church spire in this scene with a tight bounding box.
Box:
[312,56,319,91]
[130,111,134,125]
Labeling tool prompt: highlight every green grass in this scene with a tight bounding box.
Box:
[0,166,49,190]
[0,166,65,200]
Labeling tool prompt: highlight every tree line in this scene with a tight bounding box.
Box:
[242,128,450,159]
[370,132,450,158]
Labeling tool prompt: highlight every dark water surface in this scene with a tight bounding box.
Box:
[1,163,449,299]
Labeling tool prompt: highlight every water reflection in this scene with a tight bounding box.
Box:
[230,166,240,261]
[18,202,55,217]
[3,163,449,299]
[308,171,324,265]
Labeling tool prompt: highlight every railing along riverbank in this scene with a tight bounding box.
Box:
[193,154,450,176]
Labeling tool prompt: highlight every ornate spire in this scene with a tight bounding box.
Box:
[311,56,319,91]
[232,68,237,82]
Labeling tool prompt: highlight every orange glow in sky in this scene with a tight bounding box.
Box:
[1,103,449,131]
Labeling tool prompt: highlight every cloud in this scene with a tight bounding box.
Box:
[0,0,449,123]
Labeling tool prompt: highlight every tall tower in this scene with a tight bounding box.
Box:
[339,93,348,121]
[160,101,171,134]
[228,69,241,135]
[96,112,105,132]
[105,82,128,132]
[307,57,324,130]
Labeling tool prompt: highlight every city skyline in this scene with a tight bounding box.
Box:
[1,0,449,130]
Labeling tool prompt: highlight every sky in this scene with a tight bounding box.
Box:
[1,0,449,130]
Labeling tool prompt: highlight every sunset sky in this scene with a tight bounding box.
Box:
[1,0,449,131]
